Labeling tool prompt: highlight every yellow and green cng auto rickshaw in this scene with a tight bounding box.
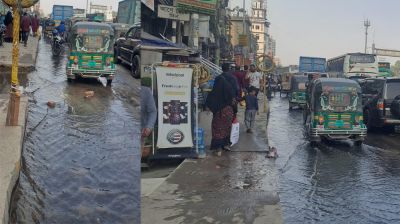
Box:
[289,75,308,110]
[304,78,367,146]
[67,22,116,85]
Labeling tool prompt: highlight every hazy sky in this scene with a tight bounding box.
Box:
[40,0,119,15]
[231,0,400,65]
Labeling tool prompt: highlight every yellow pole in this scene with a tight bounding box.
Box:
[6,7,21,126]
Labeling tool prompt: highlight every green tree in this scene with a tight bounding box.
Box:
[391,60,400,77]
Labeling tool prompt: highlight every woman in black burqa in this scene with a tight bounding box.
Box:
[205,75,235,156]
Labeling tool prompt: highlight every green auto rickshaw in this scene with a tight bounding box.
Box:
[289,75,308,110]
[66,22,116,85]
[304,78,367,146]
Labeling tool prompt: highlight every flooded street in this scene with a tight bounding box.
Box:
[268,97,400,223]
[9,39,140,223]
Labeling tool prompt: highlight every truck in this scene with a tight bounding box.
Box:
[299,56,326,73]
[86,13,105,22]
[117,0,140,25]
[52,5,73,26]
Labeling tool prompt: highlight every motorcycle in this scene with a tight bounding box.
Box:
[51,30,64,56]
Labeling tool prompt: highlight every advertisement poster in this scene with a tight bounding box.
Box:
[156,67,194,149]
[176,0,217,15]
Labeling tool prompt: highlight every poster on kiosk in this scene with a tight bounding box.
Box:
[156,66,194,149]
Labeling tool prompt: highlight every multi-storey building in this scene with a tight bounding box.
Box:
[251,0,270,57]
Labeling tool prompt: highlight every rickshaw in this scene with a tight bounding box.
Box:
[304,78,367,146]
[109,23,130,38]
[66,22,116,85]
[289,75,308,110]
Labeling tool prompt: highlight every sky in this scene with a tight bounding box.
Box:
[230,0,400,66]
[40,0,119,15]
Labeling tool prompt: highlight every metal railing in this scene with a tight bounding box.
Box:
[200,56,222,77]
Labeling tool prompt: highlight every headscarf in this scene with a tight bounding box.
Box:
[5,11,12,26]
[206,75,234,114]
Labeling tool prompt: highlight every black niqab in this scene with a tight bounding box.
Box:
[5,11,13,26]
[206,75,234,114]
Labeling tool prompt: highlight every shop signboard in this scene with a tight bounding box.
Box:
[238,35,248,46]
[156,66,194,149]
[158,5,190,21]
[176,0,217,15]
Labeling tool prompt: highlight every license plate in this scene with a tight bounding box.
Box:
[335,120,344,127]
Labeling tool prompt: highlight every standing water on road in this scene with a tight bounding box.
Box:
[268,97,400,224]
[10,39,140,223]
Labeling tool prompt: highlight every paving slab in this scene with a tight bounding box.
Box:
[0,94,28,224]
[142,99,282,224]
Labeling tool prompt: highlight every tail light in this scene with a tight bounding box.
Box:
[318,115,324,125]
[377,100,384,110]
[74,56,78,65]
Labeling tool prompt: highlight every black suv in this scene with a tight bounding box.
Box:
[361,77,400,131]
[114,24,141,78]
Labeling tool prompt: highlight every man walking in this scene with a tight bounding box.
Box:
[21,12,31,47]
[246,64,263,97]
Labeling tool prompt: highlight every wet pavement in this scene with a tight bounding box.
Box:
[7,39,140,223]
[268,97,400,224]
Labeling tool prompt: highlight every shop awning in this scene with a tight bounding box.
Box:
[141,32,187,51]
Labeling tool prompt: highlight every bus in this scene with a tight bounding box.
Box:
[378,62,391,77]
[326,53,378,78]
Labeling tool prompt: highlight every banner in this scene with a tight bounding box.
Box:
[156,67,194,149]
[176,0,217,15]
[158,5,190,21]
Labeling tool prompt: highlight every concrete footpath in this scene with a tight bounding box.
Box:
[0,36,40,71]
[0,94,28,224]
[142,99,283,224]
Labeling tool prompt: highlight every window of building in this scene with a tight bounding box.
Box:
[256,25,260,30]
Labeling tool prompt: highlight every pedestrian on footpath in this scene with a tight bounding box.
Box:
[243,65,250,93]
[4,11,13,43]
[218,63,240,116]
[245,87,259,133]
[31,14,39,37]
[246,64,263,97]
[21,12,31,47]
[141,86,157,139]
[206,75,235,157]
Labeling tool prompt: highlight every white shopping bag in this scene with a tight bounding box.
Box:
[230,121,240,146]
[98,76,107,87]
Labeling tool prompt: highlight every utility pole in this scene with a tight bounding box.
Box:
[4,0,39,126]
[364,19,371,54]
[86,0,89,16]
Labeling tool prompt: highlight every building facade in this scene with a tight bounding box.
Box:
[251,0,270,57]
[90,3,113,21]
[229,8,257,66]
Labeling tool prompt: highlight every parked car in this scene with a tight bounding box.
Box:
[360,77,400,131]
[114,24,141,78]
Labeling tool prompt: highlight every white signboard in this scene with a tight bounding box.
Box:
[158,5,190,21]
[156,67,194,149]
[374,48,400,57]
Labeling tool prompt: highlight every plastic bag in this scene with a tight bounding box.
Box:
[230,120,240,146]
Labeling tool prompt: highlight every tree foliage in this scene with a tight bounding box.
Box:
[391,61,400,77]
